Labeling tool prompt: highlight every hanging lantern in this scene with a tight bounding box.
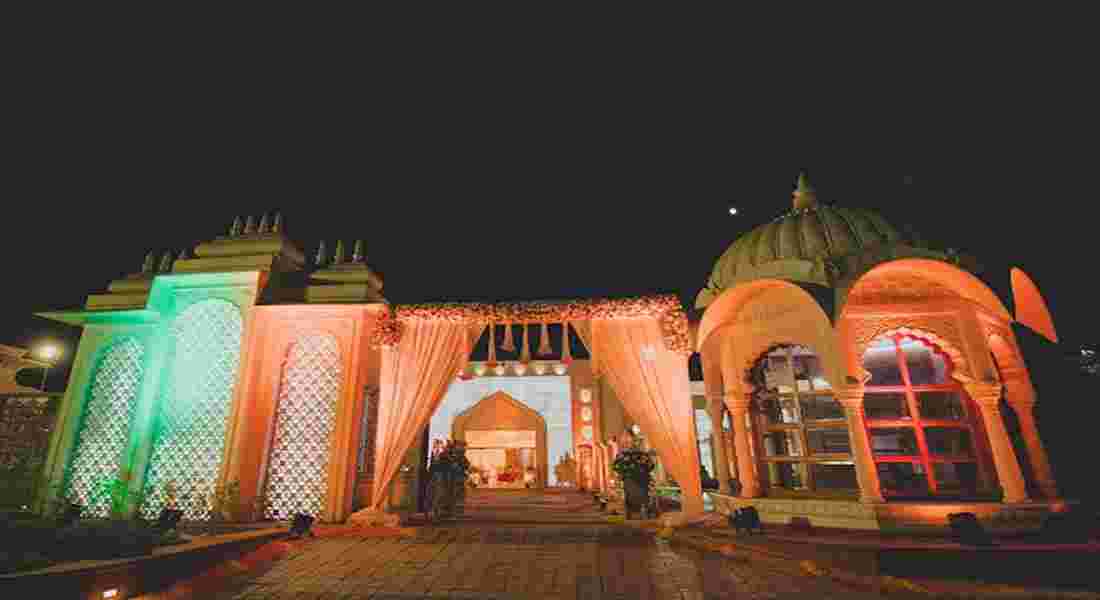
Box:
[538,322,553,356]
[493,363,507,376]
[500,322,516,353]
[512,362,528,376]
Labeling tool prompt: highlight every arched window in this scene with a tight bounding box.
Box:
[142,299,244,520]
[863,335,986,497]
[65,338,144,517]
[264,333,342,520]
[750,345,857,497]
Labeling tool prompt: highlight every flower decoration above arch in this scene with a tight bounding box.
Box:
[369,295,691,355]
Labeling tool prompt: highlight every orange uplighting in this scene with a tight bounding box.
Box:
[102,589,119,599]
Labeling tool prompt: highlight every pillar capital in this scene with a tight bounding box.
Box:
[833,385,865,409]
[962,381,1003,407]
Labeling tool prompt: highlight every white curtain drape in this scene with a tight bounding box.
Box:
[584,317,704,517]
[369,320,483,510]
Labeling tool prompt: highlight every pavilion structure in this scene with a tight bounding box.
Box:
[695,173,1063,532]
[31,173,1067,533]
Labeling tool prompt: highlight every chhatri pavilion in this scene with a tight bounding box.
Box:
[31,174,1064,532]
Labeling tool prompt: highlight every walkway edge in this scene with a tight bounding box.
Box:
[615,521,1099,600]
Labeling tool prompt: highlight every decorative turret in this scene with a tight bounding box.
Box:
[272,212,283,233]
[177,248,190,261]
[142,251,156,274]
[158,251,174,273]
[258,214,271,234]
[243,215,257,235]
[792,169,817,210]
[230,216,243,237]
[315,240,328,266]
[308,237,385,302]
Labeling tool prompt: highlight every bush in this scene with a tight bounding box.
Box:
[0,517,183,573]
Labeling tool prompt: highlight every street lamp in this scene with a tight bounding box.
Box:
[37,343,61,391]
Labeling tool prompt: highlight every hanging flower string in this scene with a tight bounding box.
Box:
[520,324,531,363]
[537,322,553,356]
[500,321,515,352]
[370,295,691,355]
[561,321,573,364]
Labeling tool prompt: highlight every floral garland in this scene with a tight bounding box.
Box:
[370,295,692,354]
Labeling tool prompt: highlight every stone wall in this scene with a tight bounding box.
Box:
[0,394,60,509]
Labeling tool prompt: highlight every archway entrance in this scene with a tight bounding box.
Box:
[453,391,548,489]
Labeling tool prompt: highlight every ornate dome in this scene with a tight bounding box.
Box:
[697,173,924,308]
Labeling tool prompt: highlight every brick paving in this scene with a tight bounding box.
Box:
[209,491,889,599]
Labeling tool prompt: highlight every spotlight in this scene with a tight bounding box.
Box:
[289,513,316,539]
[155,507,184,533]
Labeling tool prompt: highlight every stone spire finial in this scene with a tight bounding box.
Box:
[230,216,243,237]
[158,251,174,273]
[315,240,328,266]
[333,240,346,264]
[142,251,156,274]
[792,169,817,210]
[244,216,257,235]
[177,247,190,261]
[272,212,283,233]
[352,240,364,262]
[258,213,271,234]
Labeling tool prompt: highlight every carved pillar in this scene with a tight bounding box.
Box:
[725,394,760,498]
[835,385,885,503]
[1003,379,1058,499]
[706,398,732,494]
[965,381,1029,504]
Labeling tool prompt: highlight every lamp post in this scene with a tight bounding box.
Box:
[37,344,60,392]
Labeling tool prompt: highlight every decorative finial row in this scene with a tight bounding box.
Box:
[142,248,190,274]
[228,213,283,237]
[314,240,368,266]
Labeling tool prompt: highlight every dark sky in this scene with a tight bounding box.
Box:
[2,41,1094,384]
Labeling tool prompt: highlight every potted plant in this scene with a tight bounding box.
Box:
[611,446,655,520]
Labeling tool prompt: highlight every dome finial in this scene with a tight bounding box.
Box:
[793,169,817,210]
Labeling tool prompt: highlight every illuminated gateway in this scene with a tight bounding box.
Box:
[34,176,1064,531]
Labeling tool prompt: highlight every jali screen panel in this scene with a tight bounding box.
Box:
[142,299,243,520]
[64,338,144,517]
[264,333,342,519]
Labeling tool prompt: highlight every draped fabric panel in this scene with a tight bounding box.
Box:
[589,317,704,516]
[369,321,483,510]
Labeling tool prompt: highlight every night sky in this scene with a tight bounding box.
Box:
[1,46,1093,387]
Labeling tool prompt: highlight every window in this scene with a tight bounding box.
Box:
[863,335,987,498]
[751,345,856,496]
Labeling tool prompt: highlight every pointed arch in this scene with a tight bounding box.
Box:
[843,258,1011,322]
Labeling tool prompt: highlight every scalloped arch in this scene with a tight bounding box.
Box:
[858,325,970,383]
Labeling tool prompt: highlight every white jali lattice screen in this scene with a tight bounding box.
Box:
[263,333,342,520]
[142,299,243,520]
[65,337,145,517]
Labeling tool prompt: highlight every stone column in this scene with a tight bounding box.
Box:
[835,385,885,503]
[706,398,732,494]
[1003,379,1058,499]
[965,381,1029,504]
[725,394,760,498]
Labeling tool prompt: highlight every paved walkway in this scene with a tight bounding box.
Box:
[209,491,888,599]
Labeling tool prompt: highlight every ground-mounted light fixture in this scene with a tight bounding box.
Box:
[102,588,120,599]
[154,507,184,533]
[289,512,316,539]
